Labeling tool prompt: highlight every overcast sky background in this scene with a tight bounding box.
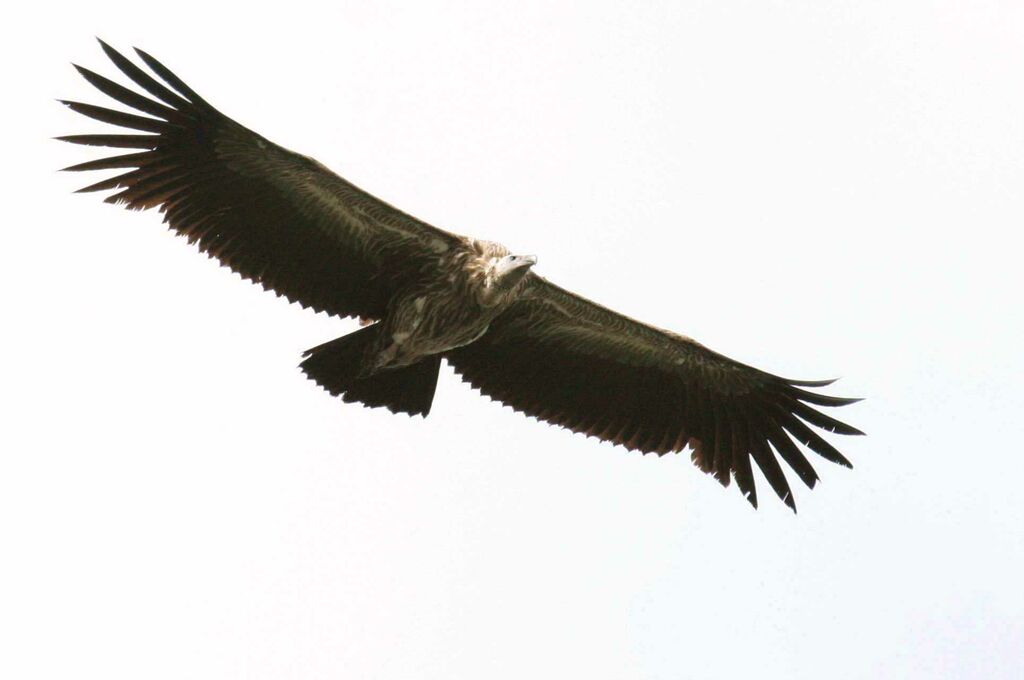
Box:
[2,2,1022,678]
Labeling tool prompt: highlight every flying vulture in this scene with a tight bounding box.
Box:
[59,41,863,511]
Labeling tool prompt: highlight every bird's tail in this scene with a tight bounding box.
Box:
[299,325,441,417]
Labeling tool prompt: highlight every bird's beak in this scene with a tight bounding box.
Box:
[494,255,538,284]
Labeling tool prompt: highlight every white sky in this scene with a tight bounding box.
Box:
[2,2,1022,678]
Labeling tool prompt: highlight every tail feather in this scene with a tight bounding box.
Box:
[299,325,441,417]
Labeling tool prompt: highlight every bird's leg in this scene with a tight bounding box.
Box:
[356,333,411,378]
[374,342,401,369]
[359,292,428,377]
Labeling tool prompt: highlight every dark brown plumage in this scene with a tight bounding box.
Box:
[60,41,863,511]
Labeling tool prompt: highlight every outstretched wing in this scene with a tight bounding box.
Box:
[59,40,464,320]
[447,276,863,511]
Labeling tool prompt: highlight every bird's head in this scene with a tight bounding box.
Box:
[474,245,538,306]
[491,254,537,290]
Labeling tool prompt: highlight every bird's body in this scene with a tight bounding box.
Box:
[358,239,534,374]
[60,41,864,510]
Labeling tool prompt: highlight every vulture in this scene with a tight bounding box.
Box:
[59,41,863,511]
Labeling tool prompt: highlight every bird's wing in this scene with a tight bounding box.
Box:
[59,41,465,321]
[447,276,863,510]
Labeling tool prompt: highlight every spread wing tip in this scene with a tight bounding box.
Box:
[450,348,862,511]
[786,376,839,387]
